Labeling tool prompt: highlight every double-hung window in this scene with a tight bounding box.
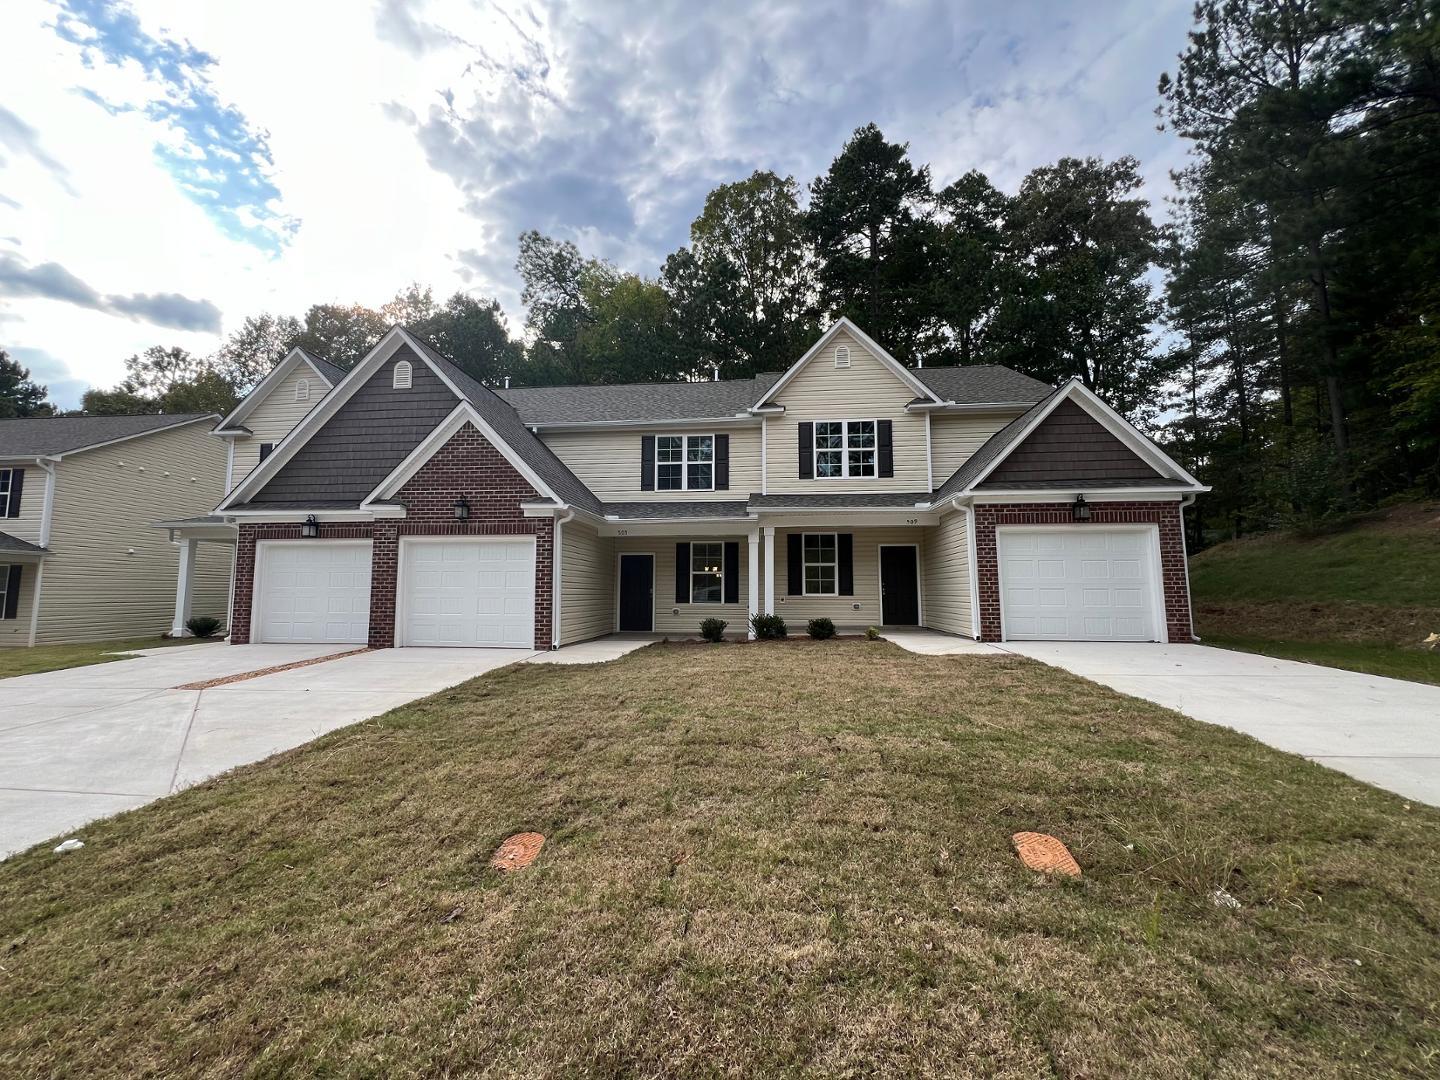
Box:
[690,542,724,603]
[814,420,876,478]
[0,469,10,517]
[802,533,838,596]
[657,434,714,491]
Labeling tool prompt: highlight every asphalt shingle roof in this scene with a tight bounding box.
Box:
[747,493,932,509]
[911,365,1052,404]
[0,414,216,458]
[0,531,46,554]
[497,374,783,426]
[601,501,751,519]
[930,390,1061,501]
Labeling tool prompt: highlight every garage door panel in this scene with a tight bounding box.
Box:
[401,539,535,648]
[256,542,372,644]
[998,529,1158,642]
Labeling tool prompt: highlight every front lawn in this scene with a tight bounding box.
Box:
[0,634,218,680]
[1,642,1436,1076]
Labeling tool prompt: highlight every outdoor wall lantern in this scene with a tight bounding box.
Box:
[1072,495,1091,522]
[453,497,471,521]
[301,514,320,538]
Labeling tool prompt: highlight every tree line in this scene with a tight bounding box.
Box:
[3,1,1436,543]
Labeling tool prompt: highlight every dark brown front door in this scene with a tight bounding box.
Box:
[880,545,920,625]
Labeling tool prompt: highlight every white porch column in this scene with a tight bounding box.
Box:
[747,529,760,638]
[762,526,776,616]
[171,538,199,637]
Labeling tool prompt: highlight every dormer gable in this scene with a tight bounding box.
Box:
[751,318,941,412]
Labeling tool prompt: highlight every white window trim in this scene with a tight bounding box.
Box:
[0,562,12,619]
[813,419,878,480]
[655,433,717,492]
[689,540,725,605]
[801,532,839,597]
[393,359,412,389]
[0,468,10,517]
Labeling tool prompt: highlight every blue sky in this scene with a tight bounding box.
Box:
[0,0,1196,406]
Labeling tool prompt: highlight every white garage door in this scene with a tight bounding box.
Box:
[255,541,372,644]
[400,538,535,648]
[997,528,1160,641]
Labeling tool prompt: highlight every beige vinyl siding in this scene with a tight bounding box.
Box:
[540,426,761,502]
[34,421,231,645]
[773,526,922,631]
[230,364,331,489]
[0,561,38,648]
[929,412,1022,488]
[614,535,751,637]
[921,511,973,636]
[559,519,614,645]
[1,463,46,545]
[765,329,929,494]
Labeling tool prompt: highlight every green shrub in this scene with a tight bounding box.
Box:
[865,626,882,641]
[699,617,728,643]
[749,613,788,640]
[807,617,836,640]
[185,616,222,639]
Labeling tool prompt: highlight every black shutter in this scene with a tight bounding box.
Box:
[723,541,739,604]
[714,433,729,490]
[877,421,893,478]
[787,533,803,594]
[675,542,690,604]
[258,443,275,463]
[798,422,813,479]
[3,565,19,619]
[838,534,854,595]
[641,436,656,491]
[6,468,22,517]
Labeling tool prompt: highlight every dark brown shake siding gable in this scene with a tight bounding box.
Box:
[980,399,1165,487]
[230,423,555,651]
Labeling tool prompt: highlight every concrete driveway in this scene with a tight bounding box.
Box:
[0,643,534,857]
[1003,641,1440,807]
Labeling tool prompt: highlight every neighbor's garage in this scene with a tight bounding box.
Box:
[253,540,373,644]
[398,537,535,648]
[996,527,1162,641]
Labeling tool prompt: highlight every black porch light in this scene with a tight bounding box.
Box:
[453,496,471,521]
[1071,494,1091,522]
[301,514,320,538]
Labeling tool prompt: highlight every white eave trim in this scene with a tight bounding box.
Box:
[749,316,941,411]
[359,400,562,508]
[221,508,400,521]
[528,414,759,433]
[215,348,335,432]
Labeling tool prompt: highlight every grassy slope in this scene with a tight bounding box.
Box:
[1191,504,1440,684]
[2,642,1437,1078]
[0,635,214,680]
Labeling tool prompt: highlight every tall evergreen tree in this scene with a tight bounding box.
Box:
[0,349,52,418]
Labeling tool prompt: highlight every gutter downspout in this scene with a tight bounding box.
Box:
[952,496,981,640]
[26,458,58,647]
[551,507,574,649]
[1179,492,1199,642]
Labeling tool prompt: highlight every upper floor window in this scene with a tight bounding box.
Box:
[393,359,413,389]
[834,345,850,368]
[295,378,310,402]
[0,469,12,517]
[690,542,724,603]
[657,434,714,491]
[814,420,876,478]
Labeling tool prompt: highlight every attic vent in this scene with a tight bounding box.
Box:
[835,345,850,369]
[295,378,310,402]
[393,359,413,389]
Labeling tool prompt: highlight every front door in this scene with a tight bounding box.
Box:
[618,554,654,632]
[880,545,920,625]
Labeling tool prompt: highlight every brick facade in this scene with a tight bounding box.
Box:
[230,424,554,650]
[972,500,1192,643]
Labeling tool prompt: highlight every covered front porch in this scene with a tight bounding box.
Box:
[156,516,238,638]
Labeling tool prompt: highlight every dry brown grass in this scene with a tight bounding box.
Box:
[2,641,1438,1077]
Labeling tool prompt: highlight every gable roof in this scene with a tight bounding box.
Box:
[911,365,1052,405]
[215,347,340,434]
[0,413,217,459]
[499,373,782,426]
[930,379,1204,501]
[751,317,941,410]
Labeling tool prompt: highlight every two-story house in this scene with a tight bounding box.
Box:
[209,319,1205,649]
[0,413,229,647]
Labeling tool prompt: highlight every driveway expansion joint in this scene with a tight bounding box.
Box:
[172,648,372,690]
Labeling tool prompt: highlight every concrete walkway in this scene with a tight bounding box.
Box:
[885,630,1440,807]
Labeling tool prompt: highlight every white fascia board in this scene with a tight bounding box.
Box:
[926,402,1035,415]
[50,415,220,459]
[749,317,941,411]
[218,328,416,511]
[361,401,561,507]
[222,509,394,521]
[959,488,1204,503]
[217,348,335,432]
[750,503,931,513]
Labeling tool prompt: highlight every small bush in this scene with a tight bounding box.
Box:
[865,626,882,641]
[699,617,728,643]
[807,617,836,640]
[749,613,788,640]
[185,616,222,639]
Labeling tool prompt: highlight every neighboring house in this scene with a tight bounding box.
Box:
[0,413,229,647]
[210,319,1206,650]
